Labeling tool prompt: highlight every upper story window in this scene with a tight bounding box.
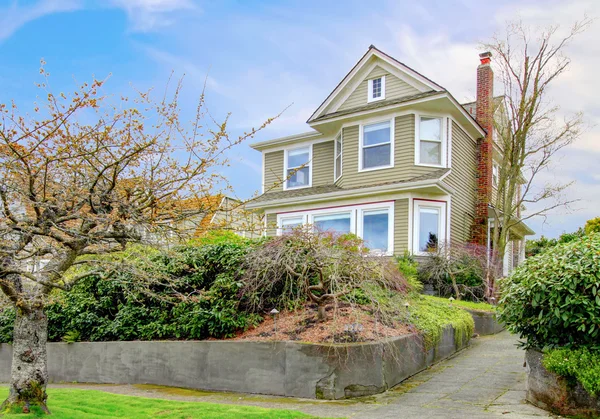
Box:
[492,163,499,187]
[416,116,445,166]
[285,146,311,190]
[368,76,385,102]
[334,133,342,181]
[360,120,393,171]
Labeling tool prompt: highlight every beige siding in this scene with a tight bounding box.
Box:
[338,66,420,111]
[445,121,477,245]
[339,114,438,188]
[312,141,335,186]
[264,151,284,192]
[266,213,277,236]
[394,199,409,254]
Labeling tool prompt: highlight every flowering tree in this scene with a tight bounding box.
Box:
[0,67,274,413]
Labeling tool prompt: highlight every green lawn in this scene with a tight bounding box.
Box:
[0,387,323,419]
[422,295,496,312]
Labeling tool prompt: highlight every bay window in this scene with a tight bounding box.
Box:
[360,120,393,170]
[285,146,311,189]
[416,115,445,167]
[276,202,394,255]
[413,200,446,255]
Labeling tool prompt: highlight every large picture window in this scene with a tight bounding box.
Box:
[360,121,392,170]
[416,116,445,167]
[313,212,352,234]
[413,200,446,255]
[285,146,311,189]
[276,202,394,255]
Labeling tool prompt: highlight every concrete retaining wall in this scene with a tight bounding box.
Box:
[0,325,469,400]
[466,310,504,335]
[526,349,600,417]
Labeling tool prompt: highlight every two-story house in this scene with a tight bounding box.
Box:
[246,46,533,274]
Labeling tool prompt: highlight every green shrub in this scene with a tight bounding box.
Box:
[498,234,600,350]
[396,252,422,293]
[543,347,600,397]
[0,240,260,343]
[585,217,600,236]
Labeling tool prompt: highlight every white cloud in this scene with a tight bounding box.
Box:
[0,0,81,42]
[110,0,197,32]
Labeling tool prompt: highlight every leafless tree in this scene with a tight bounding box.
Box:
[484,17,591,262]
[0,66,275,413]
[240,229,409,321]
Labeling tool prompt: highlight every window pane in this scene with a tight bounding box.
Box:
[363,122,390,146]
[419,208,440,252]
[420,141,441,165]
[287,166,310,188]
[363,210,389,252]
[335,155,342,179]
[314,213,351,234]
[420,117,441,142]
[281,217,303,233]
[363,144,391,168]
[287,147,309,168]
[335,134,342,157]
[372,78,382,98]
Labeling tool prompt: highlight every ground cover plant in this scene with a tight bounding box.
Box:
[0,387,322,419]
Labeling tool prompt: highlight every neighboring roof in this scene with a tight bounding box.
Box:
[248,168,450,207]
[311,91,440,123]
[308,45,445,123]
[461,96,505,119]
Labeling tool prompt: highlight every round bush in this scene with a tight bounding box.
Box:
[498,234,600,350]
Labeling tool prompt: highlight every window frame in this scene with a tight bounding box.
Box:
[334,131,343,182]
[275,202,394,256]
[414,114,448,168]
[412,199,447,256]
[492,163,499,188]
[283,145,313,191]
[367,76,386,103]
[357,207,394,255]
[359,118,395,172]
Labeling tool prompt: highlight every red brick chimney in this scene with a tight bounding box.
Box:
[471,52,494,247]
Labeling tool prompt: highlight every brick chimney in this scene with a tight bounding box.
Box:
[471,52,494,247]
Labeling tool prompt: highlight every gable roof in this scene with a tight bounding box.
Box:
[308,45,445,123]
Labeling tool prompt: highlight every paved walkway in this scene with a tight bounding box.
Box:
[51,331,558,418]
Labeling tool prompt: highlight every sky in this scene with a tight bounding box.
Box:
[0,0,598,238]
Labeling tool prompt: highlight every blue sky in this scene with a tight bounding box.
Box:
[1,0,599,238]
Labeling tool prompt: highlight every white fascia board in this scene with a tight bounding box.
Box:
[250,131,323,151]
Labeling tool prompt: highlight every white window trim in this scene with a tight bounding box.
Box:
[358,118,395,172]
[275,202,395,255]
[357,207,394,256]
[412,199,447,256]
[334,130,343,182]
[367,75,386,103]
[414,113,448,169]
[492,162,499,188]
[283,145,313,191]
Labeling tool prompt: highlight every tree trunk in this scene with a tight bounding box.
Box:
[317,304,327,321]
[0,306,50,414]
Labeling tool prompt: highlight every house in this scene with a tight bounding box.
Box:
[246,46,534,274]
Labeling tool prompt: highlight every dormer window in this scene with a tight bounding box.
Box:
[368,76,385,102]
[284,146,312,190]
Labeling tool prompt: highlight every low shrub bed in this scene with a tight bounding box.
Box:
[543,347,600,397]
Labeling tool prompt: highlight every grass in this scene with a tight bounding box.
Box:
[422,295,496,313]
[0,387,325,419]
